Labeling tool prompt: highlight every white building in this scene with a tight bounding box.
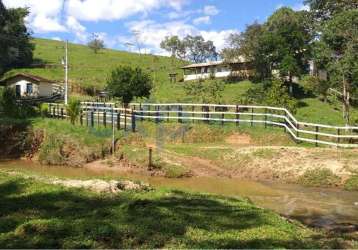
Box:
[181,60,254,81]
[0,73,62,98]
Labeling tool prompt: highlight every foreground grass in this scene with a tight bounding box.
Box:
[0,172,342,249]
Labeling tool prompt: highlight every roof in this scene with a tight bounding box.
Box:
[181,58,249,69]
[0,73,56,85]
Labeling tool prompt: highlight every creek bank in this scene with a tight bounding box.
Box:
[6,170,151,193]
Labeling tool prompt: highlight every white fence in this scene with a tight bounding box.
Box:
[48,102,358,148]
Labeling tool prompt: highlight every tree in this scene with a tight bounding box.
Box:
[106,66,152,105]
[304,0,358,22]
[160,36,186,60]
[317,10,358,125]
[183,35,218,63]
[87,34,105,54]
[262,8,312,91]
[160,35,217,63]
[0,0,33,76]
[222,8,312,88]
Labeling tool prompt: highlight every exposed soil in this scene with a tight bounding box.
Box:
[225,133,252,145]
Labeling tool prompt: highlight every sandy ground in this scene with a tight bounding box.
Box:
[84,133,358,184]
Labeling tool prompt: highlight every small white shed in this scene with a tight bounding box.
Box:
[0,73,59,98]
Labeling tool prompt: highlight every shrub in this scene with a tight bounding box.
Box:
[344,175,358,191]
[66,99,81,124]
[301,75,330,101]
[39,103,49,118]
[242,79,298,113]
[298,168,340,187]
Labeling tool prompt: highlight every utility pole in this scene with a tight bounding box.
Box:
[64,40,69,105]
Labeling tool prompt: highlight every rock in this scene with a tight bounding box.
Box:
[51,178,150,194]
[354,202,358,206]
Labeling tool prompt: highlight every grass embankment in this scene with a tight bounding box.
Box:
[0,171,352,249]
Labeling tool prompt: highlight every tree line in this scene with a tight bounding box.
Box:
[161,0,357,125]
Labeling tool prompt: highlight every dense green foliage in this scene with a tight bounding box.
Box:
[243,79,298,113]
[0,87,35,118]
[106,66,152,105]
[0,0,33,76]
[223,8,311,84]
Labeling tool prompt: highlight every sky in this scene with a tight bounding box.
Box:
[3,0,309,56]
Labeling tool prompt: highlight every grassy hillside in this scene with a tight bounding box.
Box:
[3,38,358,125]
[3,38,187,101]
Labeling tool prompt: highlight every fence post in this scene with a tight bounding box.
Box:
[103,111,107,127]
[251,108,254,127]
[337,128,340,144]
[156,106,160,124]
[236,105,240,127]
[90,111,94,127]
[86,111,89,127]
[264,108,268,128]
[80,110,83,126]
[192,106,195,123]
[117,110,121,130]
[124,109,127,131]
[178,105,182,123]
[168,106,170,122]
[111,108,114,130]
[296,123,299,140]
[131,110,136,132]
[221,112,224,127]
[315,126,319,147]
[140,106,144,122]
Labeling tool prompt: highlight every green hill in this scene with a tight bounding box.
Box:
[3,38,358,125]
[3,38,187,102]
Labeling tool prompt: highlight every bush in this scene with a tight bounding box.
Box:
[184,79,224,103]
[66,99,81,124]
[242,79,298,113]
[301,75,330,101]
[39,103,49,118]
[298,168,340,187]
[344,175,358,191]
[0,87,36,118]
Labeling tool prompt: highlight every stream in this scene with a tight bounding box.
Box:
[1,160,357,230]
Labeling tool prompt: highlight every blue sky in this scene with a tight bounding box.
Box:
[4,0,308,55]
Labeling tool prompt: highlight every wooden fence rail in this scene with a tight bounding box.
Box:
[48,102,358,148]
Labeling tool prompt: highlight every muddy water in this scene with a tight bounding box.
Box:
[1,160,357,228]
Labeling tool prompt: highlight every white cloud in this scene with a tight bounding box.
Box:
[3,0,66,33]
[65,0,187,21]
[66,16,88,42]
[203,5,219,16]
[200,30,237,51]
[51,37,62,41]
[193,16,211,25]
[126,19,238,55]
[292,3,310,11]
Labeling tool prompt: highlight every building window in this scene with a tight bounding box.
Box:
[26,83,33,94]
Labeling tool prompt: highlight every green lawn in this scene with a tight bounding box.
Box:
[0,172,344,249]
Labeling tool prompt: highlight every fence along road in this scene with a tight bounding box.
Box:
[49,102,358,148]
